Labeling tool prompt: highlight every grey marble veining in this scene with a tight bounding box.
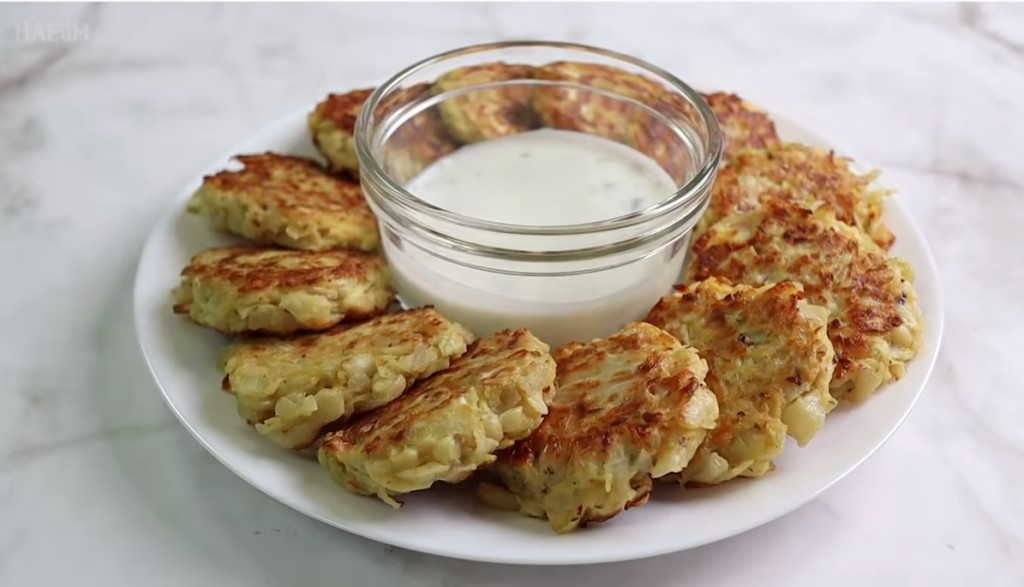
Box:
[0,3,1021,585]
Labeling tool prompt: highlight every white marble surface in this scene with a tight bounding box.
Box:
[1,3,1021,585]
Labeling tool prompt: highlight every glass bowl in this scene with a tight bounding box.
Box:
[355,41,722,347]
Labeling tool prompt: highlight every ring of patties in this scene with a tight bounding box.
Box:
[698,143,894,250]
[432,62,538,143]
[318,329,556,508]
[172,246,393,335]
[645,278,837,485]
[220,307,475,449]
[688,198,923,403]
[187,153,379,251]
[481,322,719,534]
[166,65,928,534]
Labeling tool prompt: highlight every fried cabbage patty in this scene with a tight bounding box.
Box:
[700,143,894,250]
[308,85,459,181]
[307,88,373,176]
[688,198,923,403]
[532,61,697,133]
[482,322,718,533]
[172,246,392,335]
[319,329,556,507]
[187,153,379,251]
[532,61,702,181]
[533,61,683,137]
[221,307,475,449]
[433,62,538,143]
[701,92,780,157]
[645,278,837,485]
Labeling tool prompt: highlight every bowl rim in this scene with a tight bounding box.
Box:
[354,40,723,237]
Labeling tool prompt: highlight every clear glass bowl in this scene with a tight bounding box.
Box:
[355,41,722,347]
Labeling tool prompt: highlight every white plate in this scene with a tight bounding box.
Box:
[134,104,943,565]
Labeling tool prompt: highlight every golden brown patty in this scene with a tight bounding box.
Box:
[534,61,670,139]
[309,85,459,182]
[221,307,475,449]
[379,83,461,182]
[533,61,699,180]
[319,329,555,507]
[187,153,379,251]
[701,92,780,157]
[700,143,894,250]
[482,322,718,533]
[172,246,392,335]
[433,62,537,143]
[627,106,698,183]
[688,198,923,402]
[308,88,374,176]
[645,278,836,484]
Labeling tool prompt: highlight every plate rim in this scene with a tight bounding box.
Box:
[132,102,945,566]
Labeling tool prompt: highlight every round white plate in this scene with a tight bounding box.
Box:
[134,103,943,565]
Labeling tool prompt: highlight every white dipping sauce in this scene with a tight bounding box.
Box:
[387,128,688,347]
[408,128,674,225]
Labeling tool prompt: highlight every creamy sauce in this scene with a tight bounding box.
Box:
[386,129,688,347]
[407,129,676,225]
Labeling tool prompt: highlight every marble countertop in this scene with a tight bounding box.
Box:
[1,3,1021,585]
